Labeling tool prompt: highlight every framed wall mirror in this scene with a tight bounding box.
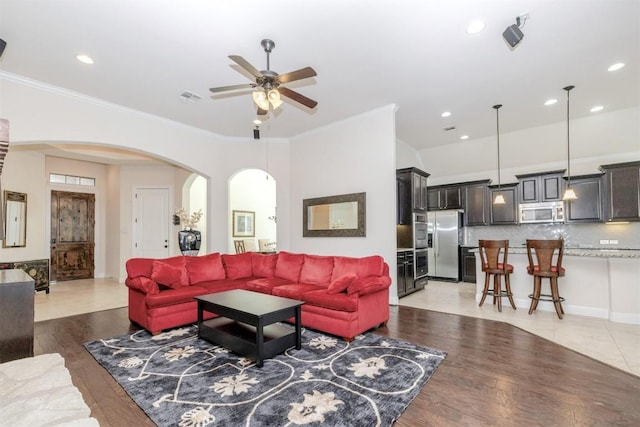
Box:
[303,192,366,237]
[3,190,27,248]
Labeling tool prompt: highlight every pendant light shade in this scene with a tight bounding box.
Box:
[562,85,578,201]
[493,104,506,205]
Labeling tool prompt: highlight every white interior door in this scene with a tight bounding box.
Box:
[134,187,170,258]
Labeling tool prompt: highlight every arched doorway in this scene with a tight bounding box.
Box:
[181,174,208,253]
[228,169,277,253]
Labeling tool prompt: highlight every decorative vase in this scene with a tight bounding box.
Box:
[178,227,201,256]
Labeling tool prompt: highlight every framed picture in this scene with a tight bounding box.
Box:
[232,210,255,237]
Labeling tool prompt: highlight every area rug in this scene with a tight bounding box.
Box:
[84,325,446,426]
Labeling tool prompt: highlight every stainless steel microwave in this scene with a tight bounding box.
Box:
[519,201,565,223]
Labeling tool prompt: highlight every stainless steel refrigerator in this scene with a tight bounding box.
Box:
[427,210,462,280]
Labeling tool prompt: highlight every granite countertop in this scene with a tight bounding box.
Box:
[470,247,640,258]
[397,248,414,252]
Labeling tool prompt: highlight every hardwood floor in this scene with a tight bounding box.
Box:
[35,306,640,426]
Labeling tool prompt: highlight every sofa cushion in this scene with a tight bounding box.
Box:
[145,286,206,308]
[197,279,247,294]
[251,253,278,278]
[151,259,190,289]
[302,289,359,312]
[246,277,296,294]
[187,253,226,284]
[331,255,385,280]
[275,251,305,282]
[347,275,392,296]
[327,274,357,294]
[271,283,324,300]
[222,253,253,279]
[299,254,334,285]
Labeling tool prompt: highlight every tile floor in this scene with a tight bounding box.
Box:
[34,278,639,377]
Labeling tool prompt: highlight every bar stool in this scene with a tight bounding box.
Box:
[478,240,516,312]
[526,239,566,319]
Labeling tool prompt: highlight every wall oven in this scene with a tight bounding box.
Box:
[414,248,428,279]
[413,214,429,249]
[519,201,565,224]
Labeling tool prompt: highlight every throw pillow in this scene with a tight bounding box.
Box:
[151,260,189,289]
[327,274,357,294]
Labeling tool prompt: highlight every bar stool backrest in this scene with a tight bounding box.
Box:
[526,239,564,277]
[478,240,510,274]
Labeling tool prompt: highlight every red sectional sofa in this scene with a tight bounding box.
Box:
[125,251,392,340]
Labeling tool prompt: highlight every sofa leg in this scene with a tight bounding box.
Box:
[343,337,354,342]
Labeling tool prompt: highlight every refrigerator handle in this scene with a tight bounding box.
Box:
[434,224,438,257]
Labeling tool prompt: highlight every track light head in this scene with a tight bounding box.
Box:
[253,126,260,140]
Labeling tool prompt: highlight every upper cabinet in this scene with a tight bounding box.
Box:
[427,185,463,211]
[600,161,640,222]
[396,168,430,223]
[564,174,604,223]
[516,170,565,203]
[489,184,518,225]
[464,180,490,226]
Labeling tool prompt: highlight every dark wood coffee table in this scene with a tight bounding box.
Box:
[195,290,304,367]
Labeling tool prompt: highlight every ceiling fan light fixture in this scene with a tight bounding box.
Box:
[252,90,269,111]
[268,89,283,109]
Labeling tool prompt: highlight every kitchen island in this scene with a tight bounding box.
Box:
[474,248,640,324]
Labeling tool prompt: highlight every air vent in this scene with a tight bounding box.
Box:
[443,126,456,132]
[179,91,202,103]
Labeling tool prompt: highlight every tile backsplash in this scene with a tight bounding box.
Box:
[465,222,640,249]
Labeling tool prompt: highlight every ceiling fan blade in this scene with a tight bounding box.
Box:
[229,55,262,78]
[277,66,317,84]
[278,86,318,109]
[209,83,255,93]
[257,107,268,116]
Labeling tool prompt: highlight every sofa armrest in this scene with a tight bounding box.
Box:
[125,276,160,295]
[347,276,391,296]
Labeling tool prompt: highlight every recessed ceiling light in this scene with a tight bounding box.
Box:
[544,98,558,106]
[441,111,451,118]
[608,62,625,72]
[76,54,94,64]
[253,119,262,125]
[467,20,486,35]
[590,105,604,113]
[460,135,469,140]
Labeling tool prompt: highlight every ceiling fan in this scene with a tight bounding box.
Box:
[209,39,317,116]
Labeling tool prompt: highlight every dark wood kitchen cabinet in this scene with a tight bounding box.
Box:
[600,161,640,222]
[564,174,604,223]
[397,250,416,298]
[397,167,430,215]
[460,247,477,283]
[464,180,490,226]
[396,175,411,225]
[516,170,565,203]
[489,184,518,225]
[427,185,463,210]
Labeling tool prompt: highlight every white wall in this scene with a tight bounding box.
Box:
[396,138,425,170]
[0,150,46,261]
[290,105,398,303]
[421,107,640,185]
[1,74,292,279]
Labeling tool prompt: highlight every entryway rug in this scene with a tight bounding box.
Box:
[84,325,446,426]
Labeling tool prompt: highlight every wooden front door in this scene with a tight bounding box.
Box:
[50,191,95,281]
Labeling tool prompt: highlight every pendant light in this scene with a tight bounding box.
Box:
[562,85,578,201]
[493,104,506,205]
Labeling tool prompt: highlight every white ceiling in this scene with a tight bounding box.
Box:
[0,0,638,159]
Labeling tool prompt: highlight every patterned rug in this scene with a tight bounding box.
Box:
[84,325,446,426]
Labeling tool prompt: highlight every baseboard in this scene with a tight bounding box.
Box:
[609,312,640,325]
